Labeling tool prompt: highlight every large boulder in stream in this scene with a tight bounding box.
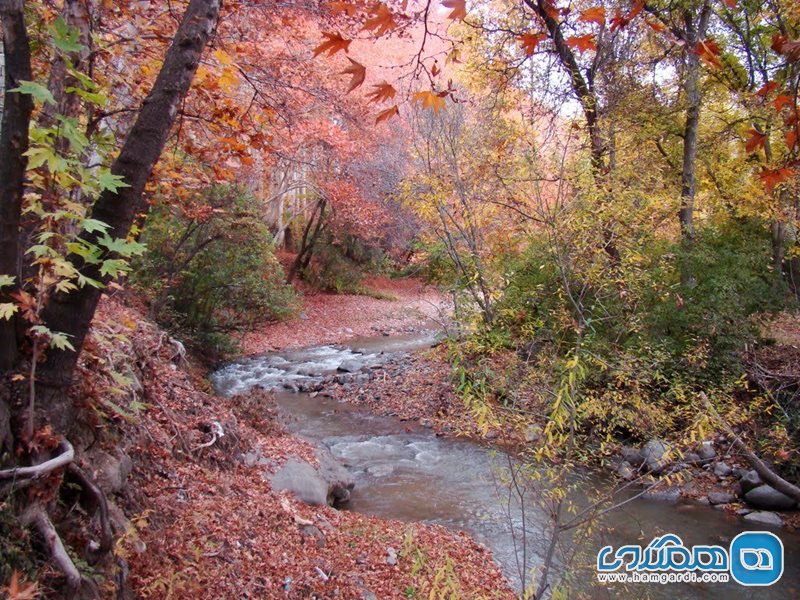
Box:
[269,449,354,507]
[744,485,797,511]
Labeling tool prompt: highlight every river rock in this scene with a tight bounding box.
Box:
[744,485,797,511]
[338,360,364,373]
[697,441,716,462]
[621,446,645,467]
[616,460,635,481]
[642,439,671,474]
[714,462,733,478]
[644,487,681,503]
[739,470,763,495]
[743,511,784,528]
[684,452,701,464]
[317,448,355,505]
[270,458,329,506]
[708,491,736,505]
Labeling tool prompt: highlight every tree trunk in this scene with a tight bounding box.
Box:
[525,0,620,265]
[34,0,221,433]
[0,0,34,373]
[679,2,711,243]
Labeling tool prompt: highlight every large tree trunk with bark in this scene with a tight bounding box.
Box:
[33,0,221,433]
[0,0,33,373]
[678,3,711,243]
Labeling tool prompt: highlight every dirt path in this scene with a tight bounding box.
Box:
[239,277,448,353]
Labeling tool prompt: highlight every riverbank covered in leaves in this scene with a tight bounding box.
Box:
[79,295,512,599]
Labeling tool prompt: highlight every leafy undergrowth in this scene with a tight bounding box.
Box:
[86,296,512,599]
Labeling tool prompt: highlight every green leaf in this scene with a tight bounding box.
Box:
[81,218,111,234]
[55,280,78,294]
[0,275,16,289]
[100,259,130,278]
[68,87,109,107]
[49,331,76,352]
[11,81,56,105]
[97,170,130,193]
[77,273,104,289]
[98,235,146,257]
[50,17,84,53]
[0,303,18,320]
[24,146,56,170]
[66,241,102,264]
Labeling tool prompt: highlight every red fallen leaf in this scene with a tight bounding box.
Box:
[375,105,399,124]
[645,19,666,33]
[755,81,778,98]
[313,32,352,57]
[760,166,796,195]
[519,32,546,56]
[442,0,467,21]
[773,94,794,112]
[566,34,597,53]
[366,81,397,103]
[744,128,766,153]
[579,6,605,26]
[364,2,397,36]
[696,38,723,69]
[341,58,366,92]
[724,0,736,7]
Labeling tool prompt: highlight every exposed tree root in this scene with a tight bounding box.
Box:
[0,439,74,481]
[67,463,113,560]
[21,503,98,599]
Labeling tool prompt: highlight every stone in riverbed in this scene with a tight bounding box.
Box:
[644,487,681,503]
[743,511,784,528]
[270,459,329,506]
[338,359,364,373]
[739,470,763,495]
[744,485,797,511]
[708,491,736,505]
[714,462,733,478]
[696,441,716,462]
[615,461,635,481]
[621,446,645,467]
[642,439,671,474]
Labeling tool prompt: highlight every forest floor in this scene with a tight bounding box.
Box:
[239,276,448,353]
[85,283,514,600]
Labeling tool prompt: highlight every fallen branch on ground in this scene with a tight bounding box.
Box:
[700,392,800,504]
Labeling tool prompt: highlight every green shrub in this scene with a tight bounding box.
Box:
[132,185,297,357]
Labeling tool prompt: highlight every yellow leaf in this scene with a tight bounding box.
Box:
[413,90,447,113]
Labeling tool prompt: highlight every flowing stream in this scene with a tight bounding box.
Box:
[211,332,800,598]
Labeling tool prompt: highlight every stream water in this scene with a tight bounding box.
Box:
[211,332,800,598]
